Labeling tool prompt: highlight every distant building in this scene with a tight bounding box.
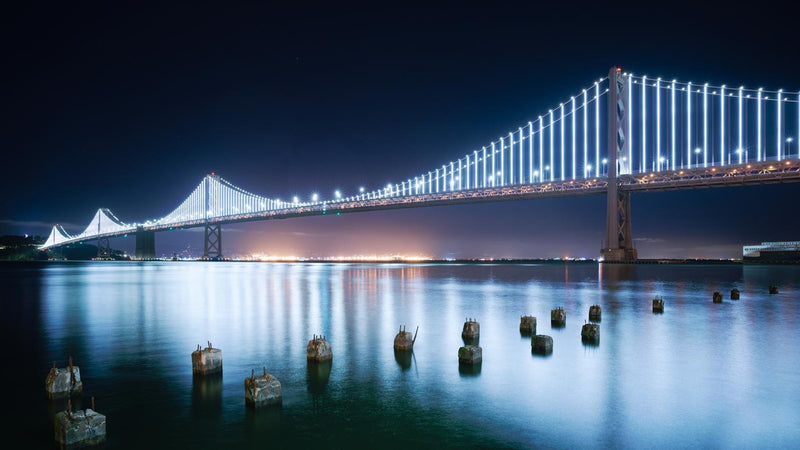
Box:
[743,241,800,261]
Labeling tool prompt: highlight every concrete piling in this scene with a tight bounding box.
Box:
[531,335,553,355]
[458,345,482,365]
[394,325,418,351]
[307,335,333,362]
[589,305,601,322]
[244,367,282,407]
[519,316,536,335]
[713,292,723,303]
[192,341,222,375]
[45,357,83,399]
[731,289,740,300]
[581,323,600,342]
[653,297,664,313]
[769,285,779,294]
[462,318,480,344]
[550,308,566,327]
[54,398,106,447]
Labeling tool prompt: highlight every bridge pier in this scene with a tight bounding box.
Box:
[602,188,637,261]
[203,224,222,260]
[96,238,111,259]
[135,228,156,260]
[602,66,637,262]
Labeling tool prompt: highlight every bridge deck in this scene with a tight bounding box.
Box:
[45,158,800,248]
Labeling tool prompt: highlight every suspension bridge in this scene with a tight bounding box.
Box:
[40,67,800,261]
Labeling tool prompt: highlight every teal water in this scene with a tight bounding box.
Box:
[3,261,799,449]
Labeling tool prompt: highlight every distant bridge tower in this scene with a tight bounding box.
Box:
[203,174,223,260]
[97,237,111,259]
[602,66,637,261]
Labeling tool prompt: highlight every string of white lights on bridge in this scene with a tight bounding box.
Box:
[41,69,799,249]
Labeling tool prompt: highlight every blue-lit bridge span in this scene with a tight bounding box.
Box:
[41,67,800,260]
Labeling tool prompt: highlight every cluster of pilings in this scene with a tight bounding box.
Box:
[707,285,778,303]
[188,329,424,409]
[44,357,106,447]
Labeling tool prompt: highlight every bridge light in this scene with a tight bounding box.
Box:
[334,190,341,199]
[312,193,318,202]
[359,187,365,193]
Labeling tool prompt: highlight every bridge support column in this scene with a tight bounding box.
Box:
[203,224,222,260]
[602,66,637,262]
[97,238,111,259]
[135,229,156,260]
[602,187,637,261]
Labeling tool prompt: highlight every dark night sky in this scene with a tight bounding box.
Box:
[2,2,799,258]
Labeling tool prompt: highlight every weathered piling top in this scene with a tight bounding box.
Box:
[192,341,223,375]
[551,308,566,326]
[245,367,282,407]
[520,315,537,334]
[307,334,333,362]
[54,399,106,447]
[45,357,83,398]
[394,325,418,351]
[581,322,600,340]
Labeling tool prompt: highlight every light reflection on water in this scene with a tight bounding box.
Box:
[4,261,800,448]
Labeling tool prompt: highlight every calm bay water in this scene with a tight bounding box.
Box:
[3,261,800,449]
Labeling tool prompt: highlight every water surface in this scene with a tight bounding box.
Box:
[3,261,799,448]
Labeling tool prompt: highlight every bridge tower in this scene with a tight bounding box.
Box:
[135,227,156,260]
[95,211,112,260]
[203,225,222,260]
[97,237,111,259]
[203,174,223,260]
[602,66,637,261]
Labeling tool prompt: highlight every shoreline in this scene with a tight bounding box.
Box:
[5,258,799,265]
